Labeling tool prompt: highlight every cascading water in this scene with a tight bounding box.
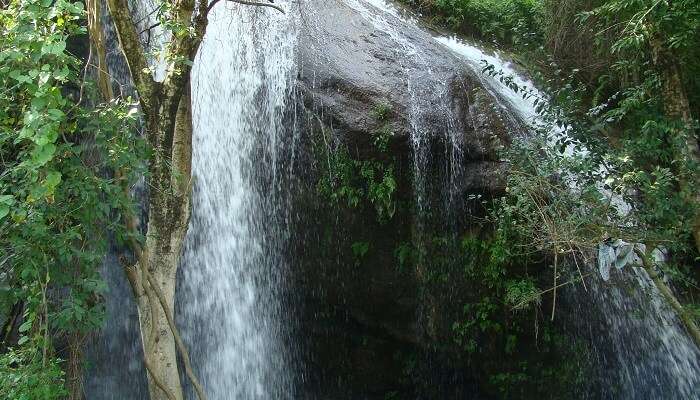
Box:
[340,1,700,398]
[571,268,700,399]
[85,0,699,398]
[343,0,466,223]
[86,1,301,398]
[434,18,700,400]
[177,1,300,399]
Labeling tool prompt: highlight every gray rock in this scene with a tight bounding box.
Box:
[297,0,515,184]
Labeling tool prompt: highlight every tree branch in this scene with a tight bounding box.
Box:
[143,355,178,400]
[207,0,286,14]
[634,248,700,349]
[105,0,156,106]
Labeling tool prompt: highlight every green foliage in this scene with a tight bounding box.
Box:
[0,345,67,400]
[505,279,540,311]
[316,115,397,223]
[317,145,397,222]
[481,58,696,256]
[370,101,392,121]
[467,1,700,390]
[400,0,544,47]
[451,236,510,355]
[394,241,416,273]
[0,0,144,392]
[351,241,371,264]
[444,235,589,399]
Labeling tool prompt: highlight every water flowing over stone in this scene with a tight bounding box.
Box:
[350,2,700,396]
[570,269,700,399]
[298,0,513,226]
[433,15,700,398]
[177,2,300,399]
[84,0,700,398]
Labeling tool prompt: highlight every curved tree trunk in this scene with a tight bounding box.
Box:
[136,88,193,400]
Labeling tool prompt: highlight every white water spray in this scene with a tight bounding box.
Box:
[178,2,299,398]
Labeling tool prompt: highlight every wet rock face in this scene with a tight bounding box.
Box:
[293,1,518,398]
[297,0,513,184]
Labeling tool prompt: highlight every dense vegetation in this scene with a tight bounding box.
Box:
[0,0,144,397]
[400,0,700,319]
[393,0,700,395]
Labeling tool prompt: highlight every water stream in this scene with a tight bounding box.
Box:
[430,9,700,400]
[177,2,300,398]
[340,1,700,398]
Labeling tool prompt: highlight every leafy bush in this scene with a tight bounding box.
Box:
[0,346,67,400]
[400,0,544,46]
[0,0,144,393]
[316,107,397,223]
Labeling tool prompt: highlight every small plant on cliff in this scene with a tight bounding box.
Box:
[316,109,398,223]
[371,101,392,121]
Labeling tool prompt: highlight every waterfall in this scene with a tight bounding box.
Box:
[433,16,700,400]
[347,1,700,398]
[83,0,698,398]
[343,0,466,224]
[571,269,700,399]
[85,1,301,398]
[178,1,300,399]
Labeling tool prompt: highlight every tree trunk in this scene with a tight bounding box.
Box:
[66,332,85,400]
[136,243,185,400]
[649,32,700,254]
[101,0,212,396]
[136,89,193,400]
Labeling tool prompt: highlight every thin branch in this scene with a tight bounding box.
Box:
[207,0,285,14]
[139,22,162,35]
[134,5,162,26]
[105,0,156,105]
[512,272,595,311]
[570,248,588,292]
[551,250,558,321]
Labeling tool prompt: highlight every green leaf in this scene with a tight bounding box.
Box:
[0,195,15,205]
[32,143,56,166]
[44,171,62,192]
[47,108,64,120]
[18,320,32,333]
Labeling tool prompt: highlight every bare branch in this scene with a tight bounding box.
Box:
[139,22,162,35]
[207,0,285,14]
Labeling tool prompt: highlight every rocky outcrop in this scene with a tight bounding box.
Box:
[297,0,514,190]
[293,1,520,398]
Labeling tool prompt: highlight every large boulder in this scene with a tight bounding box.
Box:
[292,1,519,398]
[297,0,514,193]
